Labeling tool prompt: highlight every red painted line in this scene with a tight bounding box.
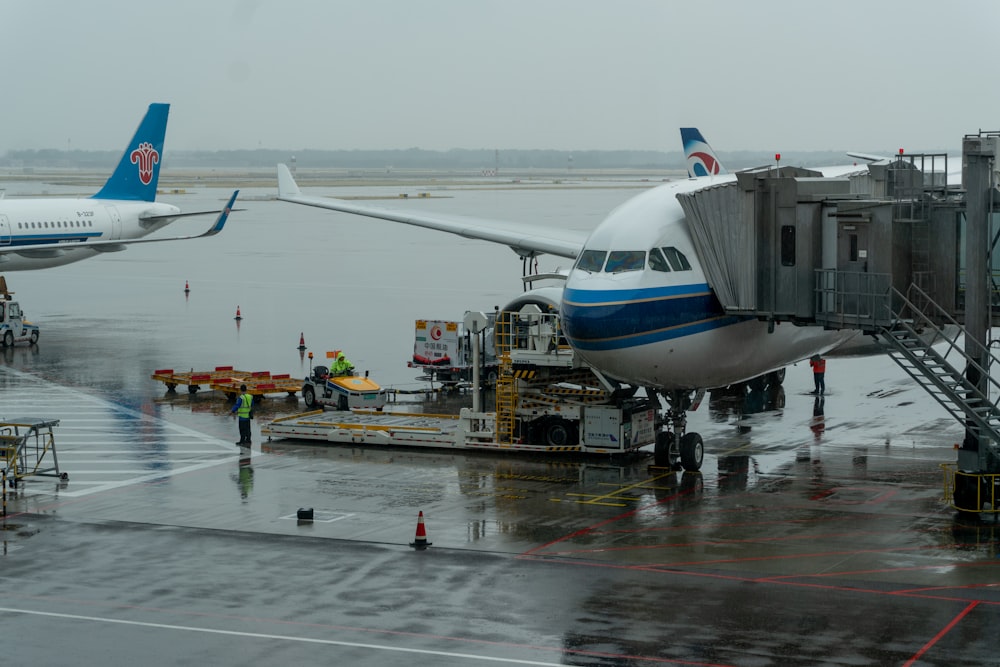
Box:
[535,535,959,565]
[592,514,853,536]
[903,600,979,666]
[654,543,957,569]
[761,559,1000,584]
[518,553,1000,607]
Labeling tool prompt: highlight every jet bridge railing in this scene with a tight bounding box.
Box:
[813,269,893,331]
[892,282,993,378]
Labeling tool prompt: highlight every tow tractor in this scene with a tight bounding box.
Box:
[0,278,39,347]
[300,361,388,411]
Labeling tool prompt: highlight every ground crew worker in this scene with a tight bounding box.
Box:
[809,354,826,395]
[330,352,354,376]
[231,384,254,445]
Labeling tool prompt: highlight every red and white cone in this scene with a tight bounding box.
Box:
[298,332,307,351]
[409,511,432,550]
[184,280,190,293]
[234,305,242,321]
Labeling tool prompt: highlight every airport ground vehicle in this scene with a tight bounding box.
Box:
[0,288,39,347]
[300,365,388,411]
[407,316,498,387]
[265,308,684,464]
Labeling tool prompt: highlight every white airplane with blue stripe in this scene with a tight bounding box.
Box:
[0,103,237,271]
[276,156,856,465]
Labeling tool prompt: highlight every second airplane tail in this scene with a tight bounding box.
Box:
[680,127,727,178]
[92,103,170,202]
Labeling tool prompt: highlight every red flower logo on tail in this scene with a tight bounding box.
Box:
[130,142,160,185]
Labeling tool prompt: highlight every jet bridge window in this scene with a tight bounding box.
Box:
[604,250,645,273]
[781,225,796,266]
[575,249,607,272]
[660,246,692,271]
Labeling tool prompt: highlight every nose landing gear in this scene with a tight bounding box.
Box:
[652,390,704,471]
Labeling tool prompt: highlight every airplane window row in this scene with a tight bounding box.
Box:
[574,246,692,274]
[16,220,94,229]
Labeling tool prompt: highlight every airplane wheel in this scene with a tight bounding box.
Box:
[302,385,316,409]
[653,431,676,468]
[679,432,704,471]
[29,330,38,345]
[766,368,786,386]
[2,331,11,347]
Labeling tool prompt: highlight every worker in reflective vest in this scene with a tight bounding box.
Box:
[331,352,354,377]
[809,355,826,396]
[231,384,254,445]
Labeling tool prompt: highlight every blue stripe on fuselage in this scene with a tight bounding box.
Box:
[561,285,747,351]
[5,234,99,245]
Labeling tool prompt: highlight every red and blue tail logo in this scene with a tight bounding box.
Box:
[93,103,169,202]
[680,127,727,178]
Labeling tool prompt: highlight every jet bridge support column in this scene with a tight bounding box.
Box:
[958,136,996,473]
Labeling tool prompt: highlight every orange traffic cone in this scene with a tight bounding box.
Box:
[409,511,432,550]
[184,280,190,293]
[298,332,307,351]
[234,305,242,321]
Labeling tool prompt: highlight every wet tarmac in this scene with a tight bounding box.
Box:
[1,174,999,665]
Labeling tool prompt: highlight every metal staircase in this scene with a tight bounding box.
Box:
[877,284,1000,449]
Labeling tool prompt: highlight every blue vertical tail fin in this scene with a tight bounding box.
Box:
[680,127,727,177]
[92,103,169,202]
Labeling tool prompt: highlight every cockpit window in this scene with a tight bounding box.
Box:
[649,247,671,272]
[661,246,691,271]
[604,250,645,273]
[575,249,607,272]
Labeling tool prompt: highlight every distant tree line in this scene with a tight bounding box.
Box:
[0,147,874,171]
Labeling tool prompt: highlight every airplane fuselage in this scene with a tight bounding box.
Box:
[560,176,855,390]
[0,199,180,270]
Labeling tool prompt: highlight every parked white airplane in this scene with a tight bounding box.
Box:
[277,162,858,468]
[0,103,237,271]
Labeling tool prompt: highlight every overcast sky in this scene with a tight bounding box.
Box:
[2,0,997,154]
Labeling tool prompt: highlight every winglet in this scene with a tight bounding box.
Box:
[680,127,727,177]
[277,163,301,198]
[93,103,170,202]
[203,190,239,237]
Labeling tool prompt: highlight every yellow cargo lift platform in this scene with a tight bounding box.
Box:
[0,417,65,488]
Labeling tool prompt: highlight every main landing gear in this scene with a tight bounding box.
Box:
[652,389,704,471]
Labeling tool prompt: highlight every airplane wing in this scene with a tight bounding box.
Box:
[0,190,238,257]
[140,203,245,224]
[846,151,890,163]
[276,164,586,260]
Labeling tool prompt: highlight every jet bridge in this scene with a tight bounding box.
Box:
[677,163,961,329]
[681,138,1000,514]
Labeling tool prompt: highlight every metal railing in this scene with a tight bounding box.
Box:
[814,269,893,330]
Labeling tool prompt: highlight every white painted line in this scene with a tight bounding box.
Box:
[280,511,355,523]
[0,607,562,665]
